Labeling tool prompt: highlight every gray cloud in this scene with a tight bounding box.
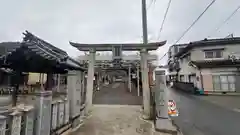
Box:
[0,0,240,64]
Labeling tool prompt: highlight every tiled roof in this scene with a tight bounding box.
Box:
[0,31,85,72]
[175,37,240,57]
[190,59,240,68]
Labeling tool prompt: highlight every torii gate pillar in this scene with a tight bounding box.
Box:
[85,48,96,114]
[140,48,150,119]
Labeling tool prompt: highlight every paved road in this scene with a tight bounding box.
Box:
[169,88,240,135]
[93,82,142,105]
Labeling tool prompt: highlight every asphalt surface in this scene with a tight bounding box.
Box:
[93,82,142,105]
[169,88,240,135]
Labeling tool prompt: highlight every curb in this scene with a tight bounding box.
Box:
[154,117,179,135]
[155,127,178,135]
[171,119,183,135]
[203,92,240,96]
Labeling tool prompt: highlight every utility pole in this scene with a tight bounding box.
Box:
[141,0,151,119]
[142,0,148,44]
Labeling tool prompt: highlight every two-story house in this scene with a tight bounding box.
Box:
[172,37,240,94]
[167,44,187,82]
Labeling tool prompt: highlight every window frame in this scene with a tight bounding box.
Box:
[212,75,236,91]
[204,49,223,59]
[180,75,184,82]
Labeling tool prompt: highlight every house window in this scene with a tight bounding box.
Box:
[204,50,223,59]
[189,75,196,84]
[215,50,222,58]
[180,75,184,82]
[114,46,121,57]
[212,75,235,91]
[178,47,183,52]
[186,54,191,61]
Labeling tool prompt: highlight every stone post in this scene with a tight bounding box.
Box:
[34,91,52,135]
[57,100,65,127]
[18,105,34,135]
[67,71,82,128]
[51,101,58,130]
[137,66,140,96]
[155,70,177,133]
[128,65,132,92]
[0,115,7,135]
[64,98,70,124]
[9,110,22,135]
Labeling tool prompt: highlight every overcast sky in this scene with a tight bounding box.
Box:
[0,0,240,65]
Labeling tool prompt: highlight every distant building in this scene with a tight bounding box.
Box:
[167,37,240,93]
[167,44,187,81]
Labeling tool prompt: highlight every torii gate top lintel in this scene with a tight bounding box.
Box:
[69,41,166,51]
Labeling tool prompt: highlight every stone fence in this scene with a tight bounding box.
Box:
[0,92,85,135]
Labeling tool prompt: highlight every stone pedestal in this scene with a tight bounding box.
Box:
[34,91,52,135]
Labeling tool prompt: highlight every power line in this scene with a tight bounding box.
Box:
[174,0,216,44]
[208,5,240,38]
[159,0,216,62]
[147,0,156,10]
[159,52,168,61]
[156,0,173,62]
[157,0,172,40]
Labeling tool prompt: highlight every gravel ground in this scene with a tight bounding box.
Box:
[72,105,171,135]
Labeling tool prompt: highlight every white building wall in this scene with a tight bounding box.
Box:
[191,44,240,61]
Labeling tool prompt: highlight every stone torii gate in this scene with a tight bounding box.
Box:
[70,41,166,119]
